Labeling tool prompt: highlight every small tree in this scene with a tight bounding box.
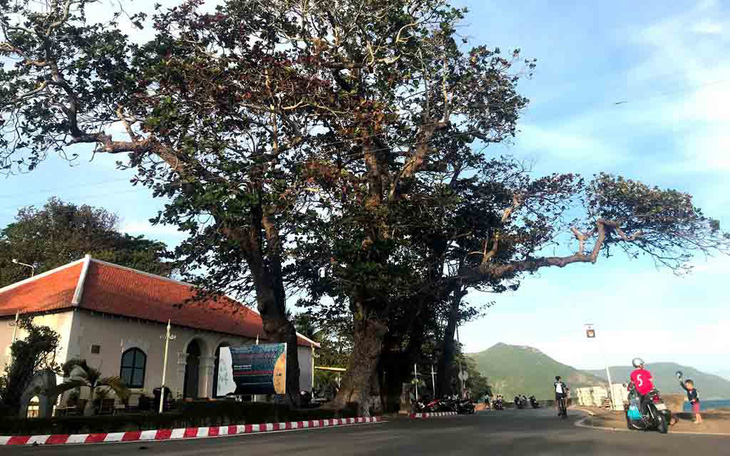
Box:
[0,319,59,414]
[52,359,129,416]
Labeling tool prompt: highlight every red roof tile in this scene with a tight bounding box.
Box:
[0,262,83,317]
[0,257,318,347]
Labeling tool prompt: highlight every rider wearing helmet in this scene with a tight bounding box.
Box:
[630,358,654,415]
[554,375,569,415]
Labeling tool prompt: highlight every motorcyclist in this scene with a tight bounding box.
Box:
[630,357,654,416]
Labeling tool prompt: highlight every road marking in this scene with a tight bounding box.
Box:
[575,415,730,437]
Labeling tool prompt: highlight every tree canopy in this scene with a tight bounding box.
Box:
[1,0,727,414]
[0,197,173,287]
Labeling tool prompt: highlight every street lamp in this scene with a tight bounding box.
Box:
[11,259,35,277]
[584,323,615,409]
[159,320,177,413]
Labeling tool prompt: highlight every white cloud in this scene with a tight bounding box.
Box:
[511,123,628,171]
[121,220,185,238]
[621,2,730,174]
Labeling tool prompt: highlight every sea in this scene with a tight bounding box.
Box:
[683,399,730,412]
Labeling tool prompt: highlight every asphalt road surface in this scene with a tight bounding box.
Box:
[2,409,728,455]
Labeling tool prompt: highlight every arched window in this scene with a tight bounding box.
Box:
[120,348,146,388]
[26,396,40,419]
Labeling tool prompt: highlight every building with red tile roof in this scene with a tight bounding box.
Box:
[0,255,318,406]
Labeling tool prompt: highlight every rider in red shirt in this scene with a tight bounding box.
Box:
[630,358,654,395]
[630,358,654,415]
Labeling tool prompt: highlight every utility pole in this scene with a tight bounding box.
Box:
[159,320,176,414]
[456,326,465,398]
[413,364,420,401]
[585,323,614,409]
[9,311,19,344]
[430,364,436,398]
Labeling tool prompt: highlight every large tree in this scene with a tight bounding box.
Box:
[0,197,172,287]
[2,0,727,415]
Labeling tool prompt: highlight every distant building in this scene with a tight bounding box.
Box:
[0,255,318,409]
[575,384,627,410]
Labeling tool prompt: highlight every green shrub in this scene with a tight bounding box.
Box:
[0,402,362,435]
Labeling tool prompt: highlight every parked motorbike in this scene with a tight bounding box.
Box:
[426,397,456,413]
[411,399,427,413]
[493,397,505,410]
[456,399,476,415]
[529,395,540,409]
[624,382,671,434]
[514,396,525,409]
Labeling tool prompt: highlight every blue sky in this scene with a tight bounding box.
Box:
[1,0,729,376]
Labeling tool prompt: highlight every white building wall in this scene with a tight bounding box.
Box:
[0,309,316,404]
[71,310,255,401]
[0,311,75,370]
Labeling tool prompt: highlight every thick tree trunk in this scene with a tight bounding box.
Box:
[243,203,301,406]
[330,315,387,416]
[437,286,466,397]
[250,270,300,406]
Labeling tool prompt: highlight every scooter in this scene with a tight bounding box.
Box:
[514,396,524,409]
[493,397,505,410]
[624,382,671,434]
[411,399,427,413]
[456,399,476,415]
[529,395,540,409]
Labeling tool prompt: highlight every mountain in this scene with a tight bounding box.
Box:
[468,343,605,400]
[714,371,730,382]
[587,363,730,400]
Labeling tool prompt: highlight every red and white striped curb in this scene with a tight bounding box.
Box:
[410,412,458,419]
[0,417,382,446]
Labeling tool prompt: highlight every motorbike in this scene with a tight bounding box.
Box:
[426,397,456,412]
[624,381,671,434]
[514,396,525,409]
[411,399,427,413]
[456,399,476,415]
[529,396,540,409]
[493,397,505,410]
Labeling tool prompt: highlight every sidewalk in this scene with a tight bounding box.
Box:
[576,406,730,435]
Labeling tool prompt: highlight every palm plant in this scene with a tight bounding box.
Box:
[52,359,130,416]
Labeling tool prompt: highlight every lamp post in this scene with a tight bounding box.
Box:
[9,311,20,344]
[159,320,176,414]
[11,259,35,277]
[585,323,614,409]
[430,364,437,399]
[456,326,465,398]
[413,363,419,401]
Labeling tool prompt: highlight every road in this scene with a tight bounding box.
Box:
[2,409,728,455]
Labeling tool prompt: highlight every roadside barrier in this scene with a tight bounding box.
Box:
[410,412,458,419]
[0,416,382,446]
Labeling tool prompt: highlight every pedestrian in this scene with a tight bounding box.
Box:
[680,379,703,424]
